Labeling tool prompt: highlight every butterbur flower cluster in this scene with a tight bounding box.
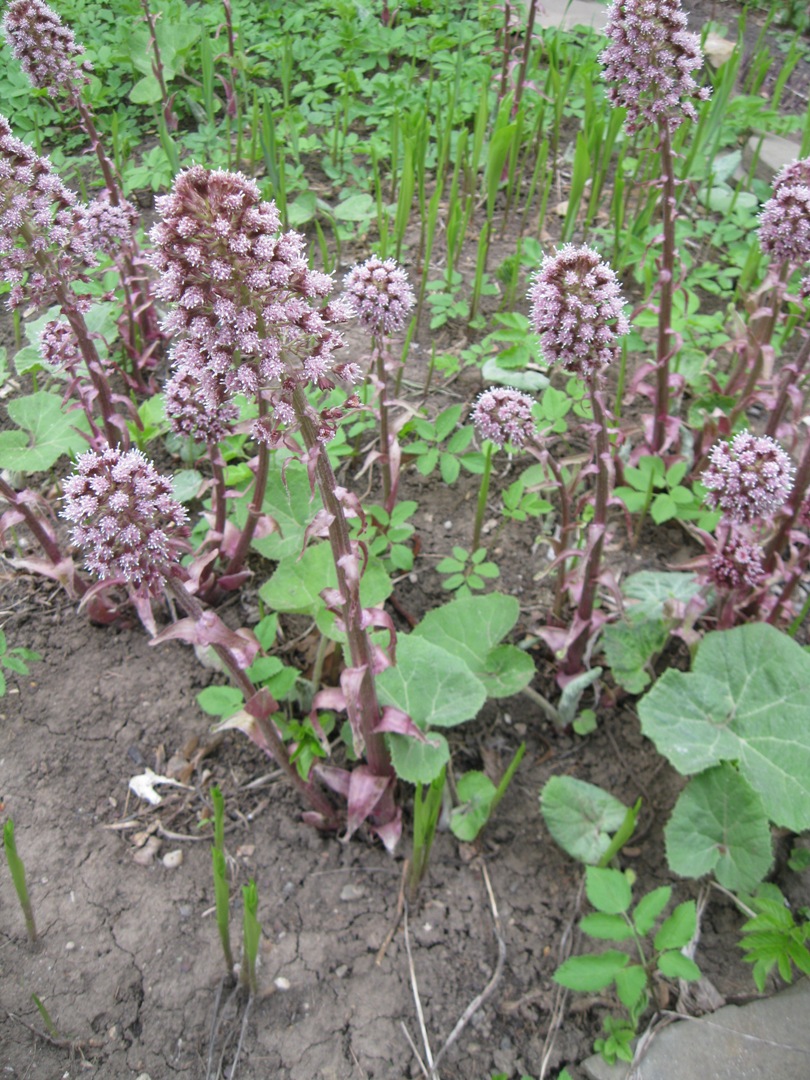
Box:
[149,166,357,439]
[62,447,188,597]
[343,256,415,336]
[164,367,239,444]
[759,158,810,292]
[0,113,95,310]
[2,0,92,103]
[471,387,536,449]
[599,0,710,134]
[528,244,629,383]
[84,192,138,258]
[709,533,765,592]
[703,433,794,525]
[39,318,81,374]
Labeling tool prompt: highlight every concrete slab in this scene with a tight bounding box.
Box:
[744,132,804,182]
[536,0,609,32]
[582,979,810,1080]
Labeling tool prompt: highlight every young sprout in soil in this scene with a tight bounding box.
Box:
[210,785,235,980]
[240,880,261,996]
[3,818,37,943]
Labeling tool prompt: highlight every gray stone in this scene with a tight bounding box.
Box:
[743,132,803,183]
[536,0,609,32]
[582,979,810,1080]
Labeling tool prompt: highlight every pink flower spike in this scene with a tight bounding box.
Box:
[599,0,711,134]
[471,387,536,448]
[703,432,794,525]
[528,244,629,383]
[2,0,92,102]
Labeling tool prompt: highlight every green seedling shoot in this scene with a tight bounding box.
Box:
[4,818,37,942]
[210,786,234,978]
[240,880,261,996]
[408,767,446,902]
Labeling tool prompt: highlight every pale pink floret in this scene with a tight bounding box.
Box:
[2,0,92,101]
[39,319,81,374]
[471,387,537,449]
[343,256,415,336]
[759,158,810,269]
[703,433,794,525]
[528,245,629,383]
[62,447,189,597]
[599,0,710,134]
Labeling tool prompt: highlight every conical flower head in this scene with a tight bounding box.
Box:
[528,244,629,383]
[599,0,710,134]
[471,387,536,448]
[703,432,794,525]
[148,166,355,417]
[759,157,810,270]
[709,532,765,592]
[0,113,95,310]
[2,0,91,102]
[343,255,415,336]
[62,447,189,597]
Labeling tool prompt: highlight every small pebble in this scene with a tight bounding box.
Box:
[443,520,453,530]
[339,884,365,902]
[274,977,291,991]
[162,850,183,869]
[65,941,76,952]
[335,964,349,979]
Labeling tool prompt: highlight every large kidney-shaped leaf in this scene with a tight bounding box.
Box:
[251,456,320,561]
[412,593,534,697]
[388,730,449,785]
[638,623,810,832]
[377,634,486,730]
[541,776,629,865]
[665,764,773,891]
[0,392,90,472]
[258,542,391,624]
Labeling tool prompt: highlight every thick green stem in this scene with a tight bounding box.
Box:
[472,440,493,552]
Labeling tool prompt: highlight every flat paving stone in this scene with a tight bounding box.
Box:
[536,0,608,31]
[582,979,810,1080]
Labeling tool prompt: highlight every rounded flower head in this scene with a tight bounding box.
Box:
[703,433,794,525]
[343,255,415,336]
[62,447,189,597]
[149,166,351,419]
[599,0,710,134]
[528,245,629,383]
[759,157,810,268]
[471,387,536,449]
[709,532,765,592]
[2,0,92,102]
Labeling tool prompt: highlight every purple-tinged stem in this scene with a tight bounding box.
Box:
[164,577,338,825]
[0,475,86,596]
[651,121,676,454]
[563,387,611,676]
[292,386,395,795]
[139,0,177,131]
[765,329,810,439]
[762,434,810,574]
[223,397,271,578]
[374,341,394,510]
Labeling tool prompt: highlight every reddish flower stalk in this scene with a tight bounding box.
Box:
[138,0,177,131]
[344,256,415,512]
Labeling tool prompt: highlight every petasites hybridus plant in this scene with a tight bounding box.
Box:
[528,245,629,679]
[150,166,403,845]
[600,0,710,453]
